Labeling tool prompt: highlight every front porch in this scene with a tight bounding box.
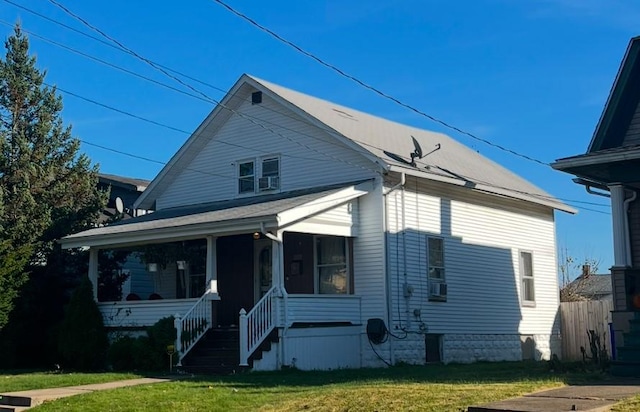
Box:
[60,182,371,371]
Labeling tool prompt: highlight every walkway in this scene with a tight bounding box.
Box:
[469,381,640,412]
[0,378,171,411]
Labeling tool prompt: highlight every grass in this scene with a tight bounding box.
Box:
[0,370,144,392]
[22,361,613,412]
[612,395,640,412]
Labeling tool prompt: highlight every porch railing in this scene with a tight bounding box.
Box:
[174,291,212,365]
[239,286,278,366]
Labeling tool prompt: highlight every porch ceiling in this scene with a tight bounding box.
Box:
[59,180,372,249]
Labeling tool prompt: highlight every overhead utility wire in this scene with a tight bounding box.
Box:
[29,2,604,213]
[51,81,605,214]
[45,0,380,176]
[9,2,557,175]
[211,0,550,167]
[1,0,229,95]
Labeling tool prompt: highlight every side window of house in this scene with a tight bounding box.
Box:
[316,236,348,294]
[427,237,447,301]
[520,251,535,305]
[259,157,280,191]
[238,160,255,194]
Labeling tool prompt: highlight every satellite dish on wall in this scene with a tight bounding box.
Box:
[115,197,124,214]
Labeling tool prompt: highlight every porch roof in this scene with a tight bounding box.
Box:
[60,181,371,249]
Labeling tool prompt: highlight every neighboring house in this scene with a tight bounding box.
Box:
[60,74,572,372]
[98,173,150,223]
[97,173,152,301]
[552,36,640,376]
[562,266,612,302]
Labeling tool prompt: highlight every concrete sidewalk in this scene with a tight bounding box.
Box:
[0,377,171,411]
[468,381,640,412]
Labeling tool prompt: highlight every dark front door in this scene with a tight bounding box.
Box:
[217,234,254,327]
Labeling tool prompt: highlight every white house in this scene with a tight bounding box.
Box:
[60,74,573,371]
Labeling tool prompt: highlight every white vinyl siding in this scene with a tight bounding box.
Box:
[156,89,376,209]
[386,175,559,337]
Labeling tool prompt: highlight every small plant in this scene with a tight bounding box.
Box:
[580,329,609,371]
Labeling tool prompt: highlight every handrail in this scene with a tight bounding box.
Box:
[239,286,278,366]
[174,291,213,365]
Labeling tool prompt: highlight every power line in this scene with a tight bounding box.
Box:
[210,0,551,167]
[45,0,380,176]
[0,0,229,95]
[12,2,604,214]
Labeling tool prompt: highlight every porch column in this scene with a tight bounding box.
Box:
[206,236,219,296]
[88,248,99,301]
[270,231,285,291]
[610,184,628,267]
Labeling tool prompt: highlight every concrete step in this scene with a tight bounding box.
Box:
[622,333,640,346]
[610,360,640,377]
[616,346,640,362]
[0,395,30,409]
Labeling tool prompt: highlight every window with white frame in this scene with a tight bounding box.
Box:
[258,157,280,191]
[427,237,446,300]
[237,156,280,194]
[316,236,349,294]
[520,251,535,305]
[238,160,255,194]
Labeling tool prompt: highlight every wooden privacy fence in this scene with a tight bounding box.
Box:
[560,300,613,361]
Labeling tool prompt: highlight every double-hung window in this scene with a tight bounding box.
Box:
[520,251,535,306]
[237,156,280,194]
[238,160,255,194]
[316,236,349,294]
[427,237,446,301]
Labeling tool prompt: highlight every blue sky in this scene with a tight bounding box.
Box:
[2,0,639,277]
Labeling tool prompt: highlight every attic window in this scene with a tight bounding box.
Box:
[252,91,263,104]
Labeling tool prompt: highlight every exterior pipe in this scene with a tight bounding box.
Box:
[624,190,637,267]
[382,173,405,366]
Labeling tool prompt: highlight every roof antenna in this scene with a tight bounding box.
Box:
[384,136,440,168]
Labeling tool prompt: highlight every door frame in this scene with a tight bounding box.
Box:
[254,239,273,303]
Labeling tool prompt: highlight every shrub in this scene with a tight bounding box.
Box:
[58,276,108,370]
[107,316,176,371]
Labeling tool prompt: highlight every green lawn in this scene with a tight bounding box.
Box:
[23,362,613,412]
[0,371,144,392]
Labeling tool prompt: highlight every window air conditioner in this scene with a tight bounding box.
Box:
[258,176,279,191]
[429,282,447,298]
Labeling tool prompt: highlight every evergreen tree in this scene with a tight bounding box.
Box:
[58,276,108,370]
[0,25,107,330]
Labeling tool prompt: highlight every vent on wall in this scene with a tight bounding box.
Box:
[252,91,263,104]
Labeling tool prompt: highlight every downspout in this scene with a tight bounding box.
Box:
[624,191,637,267]
[382,173,405,365]
[260,222,288,368]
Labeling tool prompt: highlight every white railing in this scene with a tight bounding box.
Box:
[174,292,212,365]
[239,286,278,366]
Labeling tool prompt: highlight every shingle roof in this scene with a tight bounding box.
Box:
[99,173,150,192]
[135,74,572,213]
[61,181,364,246]
[566,274,612,299]
[248,75,571,212]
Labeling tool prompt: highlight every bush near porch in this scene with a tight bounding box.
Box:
[24,362,614,412]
